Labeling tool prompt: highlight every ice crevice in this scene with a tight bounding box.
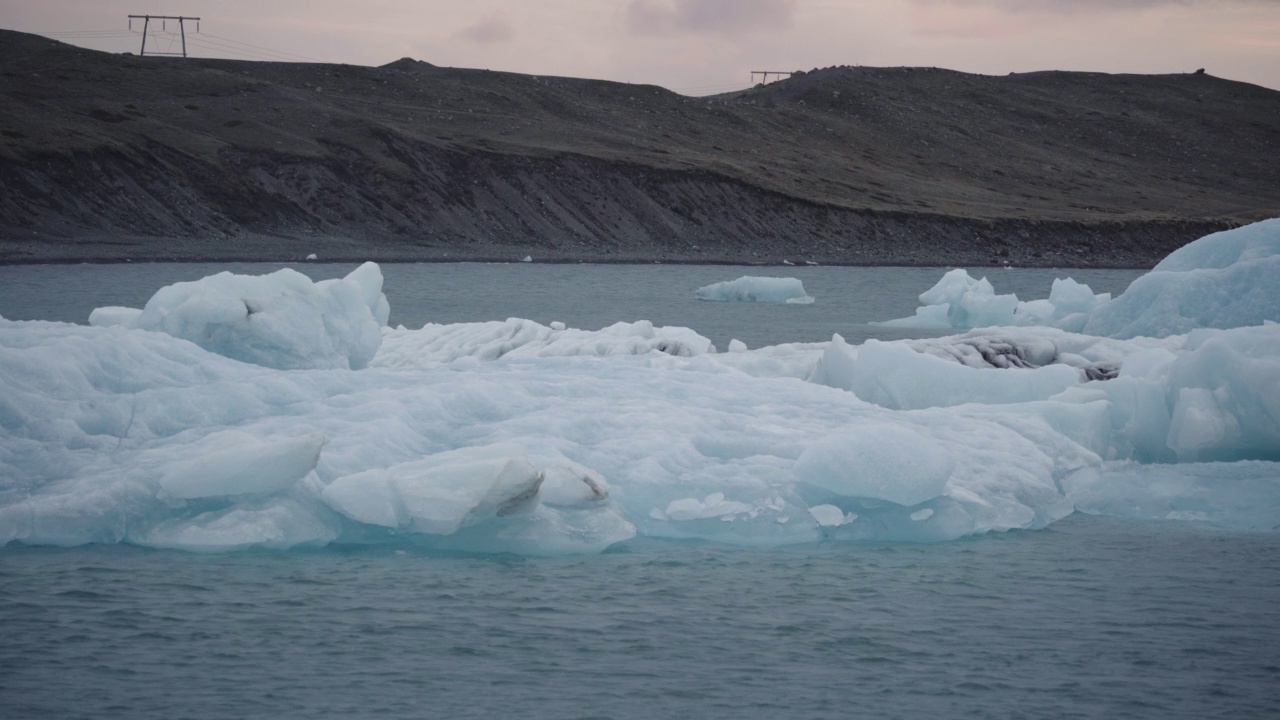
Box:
[1,220,1279,553]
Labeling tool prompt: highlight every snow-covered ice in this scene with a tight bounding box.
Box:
[695,276,815,304]
[2,220,1278,553]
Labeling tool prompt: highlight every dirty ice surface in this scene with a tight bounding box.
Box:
[2,221,1278,553]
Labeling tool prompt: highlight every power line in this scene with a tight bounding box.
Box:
[672,83,754,96]
[32,24,327,64]
[34,30,140,36]
[184,35,319,63]
[198,32,322,62]
[183,36,299,62]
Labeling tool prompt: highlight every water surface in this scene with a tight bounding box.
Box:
[3,516,1277,719]
[0,262,1141,347]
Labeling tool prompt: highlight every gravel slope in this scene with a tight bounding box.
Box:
[1,30,1277,266]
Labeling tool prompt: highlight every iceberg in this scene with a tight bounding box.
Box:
[1083,218,1280,338]
[695,276,815,304]
[88,261,390,370]
[876,269,1109,331]
[1,219,1278,554]
[878,218,1280,338]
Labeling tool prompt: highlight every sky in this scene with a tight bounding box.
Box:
[3,0,1278,94]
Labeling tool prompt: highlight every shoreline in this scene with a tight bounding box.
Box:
[0,254,1159,270]
[0,221,1218,269]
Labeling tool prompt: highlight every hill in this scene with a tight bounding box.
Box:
[1,29,1278,265]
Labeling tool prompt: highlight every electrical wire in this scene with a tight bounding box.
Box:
[673,83,755,96]
[183,36,304,62]
[33,27,325,64]
[198,32,322,62]
[37,31,141,39]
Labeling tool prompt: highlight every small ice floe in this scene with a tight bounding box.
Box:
[695,276,814,305]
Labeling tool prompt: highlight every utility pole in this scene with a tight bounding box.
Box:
[127,15,201,57]
[751,71,796,85]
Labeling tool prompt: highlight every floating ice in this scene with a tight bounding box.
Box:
[88,306,143,328]
[1161,325,1280,462]
[2,221,1279,553]
[695,276,815,304]
[89,262,389,370]
[1063,460,1280,531]
[875,270,1108,331]
[880,219,1279,338]
[1083,218,1280,338]
[161,431,326,499]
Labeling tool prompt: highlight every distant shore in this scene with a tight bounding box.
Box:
[0,217,1233,269]
[3,31,1274,268]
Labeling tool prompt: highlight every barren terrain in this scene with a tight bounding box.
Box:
[2,30,1278,266]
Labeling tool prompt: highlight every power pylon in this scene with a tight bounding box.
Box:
[127,14,201,57]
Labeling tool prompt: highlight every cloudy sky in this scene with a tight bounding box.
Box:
[4,0,1278,93]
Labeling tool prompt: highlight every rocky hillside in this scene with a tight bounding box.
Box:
[1,29,1278,265]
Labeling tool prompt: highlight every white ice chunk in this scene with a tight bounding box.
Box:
[659,492,755,521]
[119,263,387,370]
[808,504,852,527]
[1161,324,1280,461]
[88,306,143,328]
[695,276,814,304]
[816,338,1081,410]
[795,426,954,506]
[322,443,544,535]
[539,461,611,506]
[1084,218,1280,338]
[1048,277,1111,315]
[876,269,1018,329]
[160,431,327,499]
[876,269,1108,331]
[338,261,391,327]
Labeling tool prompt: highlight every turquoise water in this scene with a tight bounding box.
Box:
[5,262,1277,718]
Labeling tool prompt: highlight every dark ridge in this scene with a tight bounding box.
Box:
[1,30,1277,265]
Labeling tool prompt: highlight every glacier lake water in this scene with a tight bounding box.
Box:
[2,262,1279,719]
